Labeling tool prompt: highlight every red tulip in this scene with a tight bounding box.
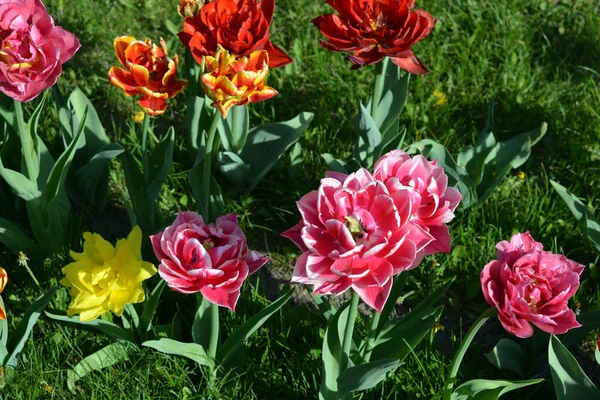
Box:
[108,36,187,116]
[313,0,436,73]
[178,0,292,69]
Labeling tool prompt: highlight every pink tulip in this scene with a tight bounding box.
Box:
[283,168,432,312]
[151,211,269,311]
[0,0,80,102]
[374,150,462,254]
[480,232,584,338]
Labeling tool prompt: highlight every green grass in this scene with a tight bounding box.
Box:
[1,0,599,398]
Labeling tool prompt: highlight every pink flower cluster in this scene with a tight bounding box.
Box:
[481,232,584,338]
[0,0,80,102]
[151,211,269,311]
[283,150,461,312]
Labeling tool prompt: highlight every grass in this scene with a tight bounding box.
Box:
[1,0,599,398]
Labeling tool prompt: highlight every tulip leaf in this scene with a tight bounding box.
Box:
[0,159,40,201]
[376,273,408,334]
[140,280,167,339]
[143,338,210,366]
[596,345,600,366]
[0,216,36,255]
[550,180,600,253]
[121,148,146,216]
[219,104,249,153]
[452,378,543,400]
[192,294,213,348]
[18,94,46,182]
[548,334,600,399]
[375,72,410,137]
[236,112,313,194]
[188,159,224,223]
[217,151,250,187]
[319,299,351,400]
[67,86,110,155]
[288,142,304,179]
[146,127,175,203]
[352,103,382,149]
[217,289,293,366]
[67,342,131,393]
[321,154,349,174]
[311,294,337,322]
[45,312,136,343]
[184,95,212,152]
[485,339,527,377]
[337,358,402,393]
[4,286,57,368]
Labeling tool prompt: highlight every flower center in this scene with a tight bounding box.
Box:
[203,238,215,249]
[344,216,367,240]
[368,11,387,33]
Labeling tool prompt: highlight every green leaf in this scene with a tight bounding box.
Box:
[485,339,527,377]
[0,216,36,255]
[0,159,40,201]
[595,344,600,366]
[218,104,249,153]
[67,342,131,393]
[217,151,250,187]
[321,154,349,174]
[375,72,410,136]
[45,312,136,343]
[146,127,175,203]
[352,103,382,148]
[237,112,313,194]
[337,358,402,393]
[192,294,213,348]
[551,180,600,253]
[319,300,351,400]
[217,290,293,365]
[139,280,166,339]
[453,378,543,400]
[143,338,210,366]
[311,294,337,322]
[548,334,600,399]
[121,148,146,215]
[377,273,408,334]
[44,109,87,205]
[184,95,211,152]
[4,287,57,367]
[67,86,110,155]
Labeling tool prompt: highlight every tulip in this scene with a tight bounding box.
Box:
[313,0,436,73]
[179,0,292,68]
[201,46,277,118]
[151,211,269,311]
[481,232,584,338]
[108,36,187,116]
[0,0,80,102]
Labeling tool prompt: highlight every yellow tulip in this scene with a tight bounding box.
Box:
[61,226,157,322]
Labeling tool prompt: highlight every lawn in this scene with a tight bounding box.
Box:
[1,0,599,398]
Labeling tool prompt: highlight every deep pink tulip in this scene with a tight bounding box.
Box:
[151,211,269,311]
[283,169,432,312]
[0,0,80,102]
[481,232,584,338]
[374,150,462,255]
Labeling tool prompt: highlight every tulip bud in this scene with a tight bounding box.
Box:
[178,0,203,18]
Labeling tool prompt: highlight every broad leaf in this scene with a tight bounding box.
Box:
[485,339,526,377]
[0,159,40,201]
[337,358,402,393]
[217,290,293,365]
[45,312,135,343]
[375,72,410,136]
[67,342,131,393]
[67,86,109,156]
[352,103,382,148]
[548,335,600,399]
[5,287,57,367]
[192,295,213,348]
[0,216,36,256]
[319,301,351,400]
[453,378,543,400]
[217,151,250,187]
[139,280,166,339]
[143,338,210,366]
[146,127,175,203]
[218,104,249,153]
[321,154,349,174]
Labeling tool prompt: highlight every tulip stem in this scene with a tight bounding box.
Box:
[140,113,154,231]
[442,307,497,400]
[340,291,360,375]
[370,61,385,125]
[362,310,381,363]
[202,110,221,222]
[207,302,220,382]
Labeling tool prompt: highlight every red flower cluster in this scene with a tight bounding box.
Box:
[179,0,292,68]
[313,0,436,73]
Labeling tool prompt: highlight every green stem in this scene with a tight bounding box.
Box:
[13,100,36,181]
[340,291,360,374]
[140,113,154,231]
[207,302,220,382]
[362,310,381,363]
[442,307,497,400]
[370,61,385,124]
[202,110,221,222]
